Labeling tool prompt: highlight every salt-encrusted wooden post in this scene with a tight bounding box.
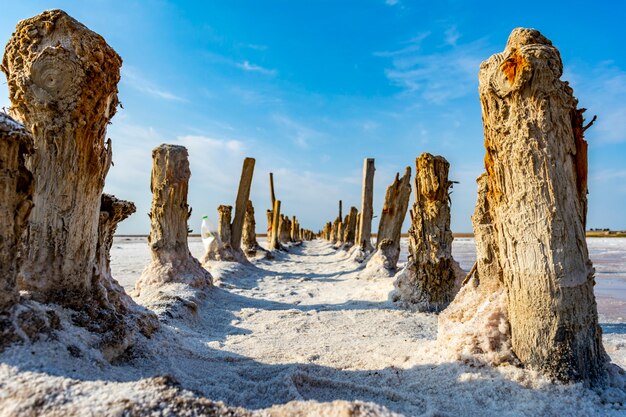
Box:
[393,153,458,311]
[242,200,266,257]
[95,194,158,353]
[231,158,255,252]
[3,10,122,306]
[268,200,282,250]
[266,210,273,242]
[342,207,358,247]
[441,28,605,384]
[203,204,236,261]
[136,145,212,293]
[366,167,412,273]
[0,114,33,311]
[358,158,375,252]
[355,213,362,250]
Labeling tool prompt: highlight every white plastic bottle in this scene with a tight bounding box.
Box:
[200,216,215,251]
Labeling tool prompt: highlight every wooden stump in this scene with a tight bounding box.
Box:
[393,153,459,311]
[0,114,33,312]
[366,167,411,273]
[268,200,282,251]
[136,145,212,293]
[3,10,122,306]
[203,204,238,261]
[437,174,513,366]
[446,28,605,384]
[242,200,266,257]
[231,158,255,252]
[342,207,358,248]
[358,158,375,252]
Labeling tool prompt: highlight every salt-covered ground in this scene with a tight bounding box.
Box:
[1,238,625,416]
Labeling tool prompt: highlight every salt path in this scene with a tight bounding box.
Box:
[1,238,624,416]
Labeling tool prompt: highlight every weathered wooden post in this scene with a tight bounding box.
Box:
[268,200,282,250]
[231,158,255,253]
[342,207,358,247]
[242,200,266,257]
[358,158,375,252]
[267,172,276,243]
[136,145,212,293]
[366,167,412,274]
[0,114,33,312]
[4,10,122,306]
[203,205,236,261]
[393,153,459,311]
[441,28,606,385]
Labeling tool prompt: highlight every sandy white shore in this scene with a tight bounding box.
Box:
[1,238,624,416]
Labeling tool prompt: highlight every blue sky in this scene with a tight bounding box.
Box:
[2,1,626,234]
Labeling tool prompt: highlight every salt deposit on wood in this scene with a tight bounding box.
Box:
[268,199,282,251]
[1,10,157,360]
[0,114,33,312]
[342,207,359,248]
[136,144,212,293]
[0,113,34,349]
[242,200,267,258]
[393,153,461,311]
[366,167,412,275]
[204,204,238,261]
[3,10,122,307]
[441,28,607,385]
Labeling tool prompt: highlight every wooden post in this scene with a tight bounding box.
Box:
[0,114,33,311]
[5,10,122,306]
[269,200,281,250]
[137,145,212,293]
[358,158,375,252]
[339,200,343,219]
[231,158,255,251]
[269,172,276,208]
[440,28,605,385]
[393,153,456,310]
[342,207,358,247]
[366,167,412,272]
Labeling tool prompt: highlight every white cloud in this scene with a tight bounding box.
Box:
[236,60,277,76]
[378,34,487,104]
[373,32,430,58]
[272,114,326,149]
[444,26,460,46]
[566,62,626,144]
[121,67,187,102]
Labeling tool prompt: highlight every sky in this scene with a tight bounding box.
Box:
[2,0,626,234]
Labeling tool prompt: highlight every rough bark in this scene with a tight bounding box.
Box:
[242,200,266,257]
[0,114,33,311]
[393,153,459,311]
[266,210,273,243]
[366,167,411,273]
[268,200,282,251]
[278,215,291,243]
[461,28,605,384]
[342,207,358,248]
[358,158,375,252]
[203,205,237,261]
[92,194,158,358]
[3,10,121,307]
[437,174,513,366]
[231,158,255,251]
[136,145,212,293]
[0,114,36,351]
[330,218,339,243]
